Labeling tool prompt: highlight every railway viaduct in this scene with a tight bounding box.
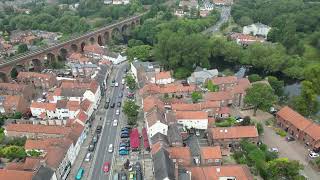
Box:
[0,14,143,82]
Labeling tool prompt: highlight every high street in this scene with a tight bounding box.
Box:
[88,62,128,180]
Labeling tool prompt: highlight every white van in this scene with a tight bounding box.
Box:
[108,144,113,153]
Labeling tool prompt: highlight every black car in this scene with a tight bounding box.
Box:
[104,102,109,109]
[110,103,115,108]
[117,102,122,107]
[96,125,102,134]
[135,162,142,172]
[121,133,129,138]
[286,136,295,142]
[88,143,95,152]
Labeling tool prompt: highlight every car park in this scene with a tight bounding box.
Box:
[84,152,92,162]
[113,119,118,127]
[309,151,320,158]
[117,102,122,107]
[116,109,120,115]
[88,143,95,152]
[103,162,110,173]
[108,144,114,153]
[110,103,115,108]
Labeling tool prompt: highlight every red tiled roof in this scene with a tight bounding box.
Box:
[172,101,220,111]
[210,126,258,140]
[230,33,265,43]
[200,146,222,160]
[140,83,196,95]
[232,78,251,94]
[155,71,171,80]
[176,111,208,120]
[143,96,165,112]
[187,165,254,180]
[80,99,92,112]
[83,44,104,55]
[67,101,80,111]
[0,169,33,180]
[68,53,90,62]
[277,106,312,131]
[212,76,237,85]
[218,107,230,114]
[0,83,27,92]
[6,124,71,135]
[304,123,320,141]
[76,110,88,123]
[205,91,233,101]
[17,72,55,81]
[168,147,192,165]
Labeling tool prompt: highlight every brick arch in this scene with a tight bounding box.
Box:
[71,44,78,52]
[29,59,42,72]
[89,37,95,44]
[58,48,68,61]
[97,35,104,46]
[103,31,111,44]
[80,42,86,52]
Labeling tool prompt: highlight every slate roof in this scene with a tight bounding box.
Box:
[32,165,54,180]
[153,148,175,180]
[150,132,169,146]
[60,88,86,97]
[167,124,183,145]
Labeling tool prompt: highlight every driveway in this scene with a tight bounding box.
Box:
[239,109,320,180]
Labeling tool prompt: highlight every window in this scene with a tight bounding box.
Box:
[207,159,213,163]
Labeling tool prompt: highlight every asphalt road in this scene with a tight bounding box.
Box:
[202,6,231,34]
[89,62,128,180]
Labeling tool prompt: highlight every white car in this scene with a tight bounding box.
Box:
[115,82,119,87]
[309,151,319,158]
[108,144,113,153]
[84,152,91,162]
[113,119,118,127]
[268,147,279,153]
[116,109,120,115]
[121,79,125,85]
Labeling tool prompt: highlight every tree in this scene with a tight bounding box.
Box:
[266,158,304,180]
[248,74,262,82]
[122,100,140,125]
[304,64,320,94]
[238,16,253,26]
[17,44,28,54]
[256,122,264,135]
[191,91,202,103]
[0,146,27,160]
[27,150,41,157]
[205,80,219,92]
[267,76,284,97]
[125,74,137,90]
[128,39,144,47]
[244,83,277,116]
[127,45,152,61]
[10,68,18,79]
[290,81,319,117]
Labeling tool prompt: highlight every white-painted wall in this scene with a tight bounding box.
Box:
[177,119,208,130]
[147,121,168,138]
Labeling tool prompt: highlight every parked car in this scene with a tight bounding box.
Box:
[96,125,102,134]
[93,135,99,143]
[113,173,119,180]
[135,162,142,172]
[108,144,114,153]
[119,146,129,151]
[84,152,92,162]
[121,133,129,138]
[120,172,127,180]
[117,102,122,107]
[115,82,119,87]
[268,147,279,153]
[122,127,131,131]
[116,109,120,115]
[129,172,135,180]
[119,149,129,155]
[88,143,95,152]
[104,102,109,109]
[110,103,115,108]
[118,92,123,98]
[103,162,110,173]
[122,139,130,144]
[106,97,110,103]
[113,119,118,127]
[122,79,125,85]
[309,151,320,158]
[286,136,295,142]
[120,142,130,147]
[75,168,84,180]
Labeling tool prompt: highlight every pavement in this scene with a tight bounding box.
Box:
[202,6,231,34]
[238,109,320,180]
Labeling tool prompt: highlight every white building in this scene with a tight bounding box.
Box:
[243,23,271,38]
[151,71,174,85]
[176,111,208,130]
[145,108,168,138]
[103,51,127,65]
[187,68,218,85]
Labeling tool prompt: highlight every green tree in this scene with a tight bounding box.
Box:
[10,68,18,79]
[290,81,319,117]
[238,16,253,26]
[128,39,144,47]
[256,122,264,135]
[17,44,28,54]
[191,91,202,103]
[244,83,277,116]
[127,45,152,61]
[205,80,219,92]
[266,158,304,180]
[248,74,262,82]
[304,64,320,94]
[27,150,41,157]
[0,146,27,160]
[122,100,140,125]
[125,74,137,90]
[267,76,284,97]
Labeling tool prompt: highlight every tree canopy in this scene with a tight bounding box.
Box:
[122,100,140,125]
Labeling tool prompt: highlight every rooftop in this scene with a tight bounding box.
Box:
[5,124,71,135]
[176,111,208,120]
[200,146,222,160]
[277,106,312,131]
[210,126,258,140]
[212,76,237,85]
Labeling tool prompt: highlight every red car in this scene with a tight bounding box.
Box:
[103,162,110,173]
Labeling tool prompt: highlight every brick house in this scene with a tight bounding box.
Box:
[83,44,104,60]
[168,147,192,167]
[139,83,196,97]
[17,72,57,89]
[231,78,251,108]
[276,106,312,140]
[208,126,259,148]
[0,83,35,101]
[0,95,29,114]
[302,123,320,151]
[152,71,174,85]
[205,91,233,107]
[200,146,222,166]
[67,52,90,64]
[212,76,238,91]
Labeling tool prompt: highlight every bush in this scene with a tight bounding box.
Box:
[256,122,264,135]
[248,74,262,82]
[0,146,27,160]
[215,117,236,127]
[275,128,287,137]
[27,150,41,157]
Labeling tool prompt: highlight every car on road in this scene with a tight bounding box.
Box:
[84,152,92,162]
[118,92,123,98]
[111,80,115,87]
[286,136,295,142]
[119,149,129,155]
[108,144,114,153]
[88,143,95,152]
[116,109,120,115]
[103,162,110,173]
[268,147,279,153]
[96,125,102,134]
[93,134,99,143]
[75,168,84,180]
[113,119,118,126]
[104,102,109,109]
[117,102,122,107]
[110,102,115,108]
[115,82,119,87]
[309,151,320,158]
[106,97,110,103]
